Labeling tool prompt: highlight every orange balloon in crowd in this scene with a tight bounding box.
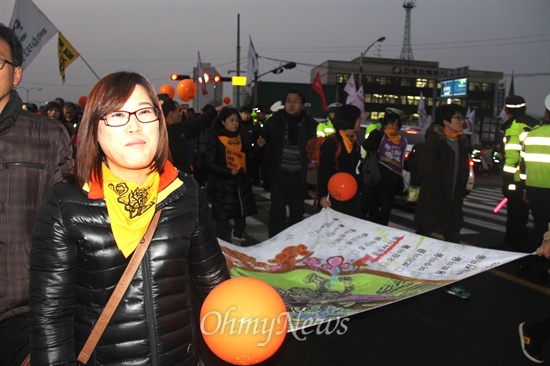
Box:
[223,96,231,104]
[328,172,358,201]
[177,79,197,102]
[159,84,175,99]
[200,277,288,365]
[78,96,87,108]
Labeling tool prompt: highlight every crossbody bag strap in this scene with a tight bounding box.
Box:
[76,209,162,365]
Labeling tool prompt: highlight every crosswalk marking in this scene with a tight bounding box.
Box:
[243,184,533,245]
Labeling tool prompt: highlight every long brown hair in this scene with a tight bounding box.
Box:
[75,71,169,187]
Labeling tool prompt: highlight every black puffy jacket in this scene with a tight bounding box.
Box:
[28,172,230,365]
[205,124,257,221]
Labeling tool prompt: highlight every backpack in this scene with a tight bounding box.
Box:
[306,135,342,185]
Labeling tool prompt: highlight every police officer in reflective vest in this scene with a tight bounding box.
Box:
[316,102,341,137]
[521,94,550,252]
[501,95,541,251]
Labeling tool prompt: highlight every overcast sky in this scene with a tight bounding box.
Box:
[1,0,548,116]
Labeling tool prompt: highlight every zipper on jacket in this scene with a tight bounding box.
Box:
[0,162,46,170]
[142,250,159,365]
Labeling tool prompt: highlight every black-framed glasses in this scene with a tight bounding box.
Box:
[0,58,17,70]
[102,107,160,127]
[451,115,465,121]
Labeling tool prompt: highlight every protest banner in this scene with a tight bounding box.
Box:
[219,208,528,332]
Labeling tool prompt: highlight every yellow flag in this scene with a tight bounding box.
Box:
[58,32,80,84]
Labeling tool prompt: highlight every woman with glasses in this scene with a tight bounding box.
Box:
[28,71,230,365]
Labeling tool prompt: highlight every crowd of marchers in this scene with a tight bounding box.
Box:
[2,21,550,365]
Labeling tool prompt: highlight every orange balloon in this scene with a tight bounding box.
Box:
[78,96,87,108]
[159,84,175,99]
[177,79,197,102]
[223,96,231,104]
[200,277,288,365]
[328,172,357,201]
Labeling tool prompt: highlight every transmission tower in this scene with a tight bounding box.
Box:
[400,0,416,61]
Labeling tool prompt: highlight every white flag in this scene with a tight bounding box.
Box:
[197,52,208,97]
[245,36,258,95]
[9,0,58,69]
[417,92,429,131]
[466,108,476,145]
[499,107,508,122]
[344,73,357,104]
[344,75,365,124]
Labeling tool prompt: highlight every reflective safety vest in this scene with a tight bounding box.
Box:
[521,124,550,189]
[317,119,335,137]
[365,122,382,139]
[502,116,540,183]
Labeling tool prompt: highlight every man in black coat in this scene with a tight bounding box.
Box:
[257,90,317,237]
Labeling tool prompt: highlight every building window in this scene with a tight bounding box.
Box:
[371,111,382,121]
[482,83,494,92]
[416,78,428,88]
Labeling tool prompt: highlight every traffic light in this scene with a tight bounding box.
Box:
[283,62,296,70]
[272,62,297,74]
[170,74,190,81]
[213,75,232,83]
[198,72,210,84]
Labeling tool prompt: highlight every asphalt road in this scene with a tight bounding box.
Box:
[227,173,549,366]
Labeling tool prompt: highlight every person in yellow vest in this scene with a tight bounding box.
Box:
[521,94,550,255]
[316,102,341,137]
[500,95,541,252]
[365,118,383,140]
[519,96,550,363]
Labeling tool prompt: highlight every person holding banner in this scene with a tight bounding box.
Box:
[318,104,362,217]
[414,103,471,299]
[206,107,257,244]
[362,107,406,225]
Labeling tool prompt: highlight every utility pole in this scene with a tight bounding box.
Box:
[358,37,386,89]
[234,14,241,109]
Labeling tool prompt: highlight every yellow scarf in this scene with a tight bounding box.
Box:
[384,128,401,145]
[444,128,463,140]
[102,163,160,258]
[339,130,357,154]
[218,135,242,152]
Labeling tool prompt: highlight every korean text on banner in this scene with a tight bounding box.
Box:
[219,208,528,332]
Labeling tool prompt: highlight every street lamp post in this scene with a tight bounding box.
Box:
[17,87,42,102]
[358,36,386,88]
